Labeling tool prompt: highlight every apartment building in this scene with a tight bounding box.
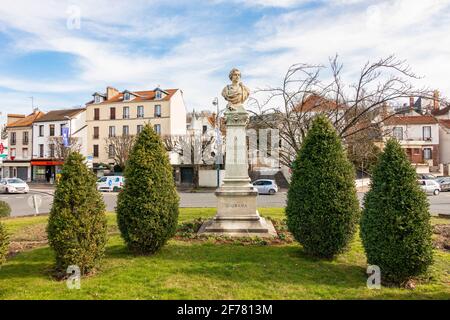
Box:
[2,110,45,181]
[385,114,440,167]
[86,86,186,168]
[31,108,87,182]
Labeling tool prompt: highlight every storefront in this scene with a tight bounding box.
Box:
[1,161,32,181]
[31,160,64,183]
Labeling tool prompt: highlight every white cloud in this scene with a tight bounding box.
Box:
[0,0,449,119]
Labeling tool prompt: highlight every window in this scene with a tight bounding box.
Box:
[137,125,143,134]
[154,124,161,135]
[10,148,16,158]
[123,125,129,136]
[49,124,55,137]
[155,90,162,100]
[39,125,44,137]
[423,126,432,141]
[60,124,66,136]
[423,148,432,160]
[22,131,29,144]
[124,92,130,101]
[22,148,28,159]
[49,144,55,158]
[94,108,100,120]
[110,107,116,120]
[94,95,103,104]
[108,144,115,158]
[123,106,130,119]
[202,125,208,134]
[93,127,99,139]
[154,105,161,117]
[39,144,44,158]
[137,105,144,118]
[93,145,99,158]
[109,126,116,137]
[393,127,403,140]
[10,132,16,145]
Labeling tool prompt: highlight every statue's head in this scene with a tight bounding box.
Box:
[228,68,241,82]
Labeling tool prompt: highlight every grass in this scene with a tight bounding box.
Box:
[0,208,449,300]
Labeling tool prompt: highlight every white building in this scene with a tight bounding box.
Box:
[31,108,87,182]
[186,110,217,136]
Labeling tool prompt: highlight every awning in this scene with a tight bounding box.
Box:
[31,160,64,166]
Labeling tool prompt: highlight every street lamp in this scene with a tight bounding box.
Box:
[213,97,227,188]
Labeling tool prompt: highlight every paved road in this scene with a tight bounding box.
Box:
[2,189,450,217]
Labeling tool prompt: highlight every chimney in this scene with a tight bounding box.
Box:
[433,90,440,110]
[7,114,25,125]
[409,96,415,110]
[106,87,119,100]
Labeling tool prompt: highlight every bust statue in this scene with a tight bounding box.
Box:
[222,68,250,111]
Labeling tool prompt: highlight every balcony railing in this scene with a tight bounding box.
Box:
[398,137,433,142]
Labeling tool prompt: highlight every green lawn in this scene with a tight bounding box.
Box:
[0,208,449,300]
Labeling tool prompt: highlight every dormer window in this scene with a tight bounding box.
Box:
[94,95,103,104]
[124,92,130,101]
[93,93,105,104]
[155,91,162,100]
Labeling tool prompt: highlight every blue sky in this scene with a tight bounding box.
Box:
[0,0,450,122]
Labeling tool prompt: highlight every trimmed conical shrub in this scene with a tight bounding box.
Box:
[0,222,8,266]
[286,115,360,258]
[117,124,179,254]
[0,200,11,218]
[47,152,107,275]
[361,139,433,285]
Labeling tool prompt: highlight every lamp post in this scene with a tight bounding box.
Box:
[213,97,226,188]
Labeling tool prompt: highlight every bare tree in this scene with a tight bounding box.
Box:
[163,133,215,187]
[48,136,82,160]
[104,135,136,171]
[249,54,433,167]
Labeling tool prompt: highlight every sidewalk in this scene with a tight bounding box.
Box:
[28,182,55,194]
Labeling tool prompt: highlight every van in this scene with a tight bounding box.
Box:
[96,176,125,192]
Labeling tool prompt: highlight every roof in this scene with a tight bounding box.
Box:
[385,115,438,125]
[87,88,179,105]
[34,108,85,122]
[6,111,45,128]
[431,104,450,116]
[294,94,347,113]
[439,119,450,129]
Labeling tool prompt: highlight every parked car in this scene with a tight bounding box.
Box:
[252,179,278,195]
[96,176,125,192]
[418,179,441,195]
[435,177,450,192]
[417,173,437,180]
[0,178,29,194]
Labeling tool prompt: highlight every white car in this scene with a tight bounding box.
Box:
[96,176,125,192]
[252,179,279,195]
[418,179,441,196]
[0,178,30,194]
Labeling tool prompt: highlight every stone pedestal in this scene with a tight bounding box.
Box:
[198,105,277,238]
